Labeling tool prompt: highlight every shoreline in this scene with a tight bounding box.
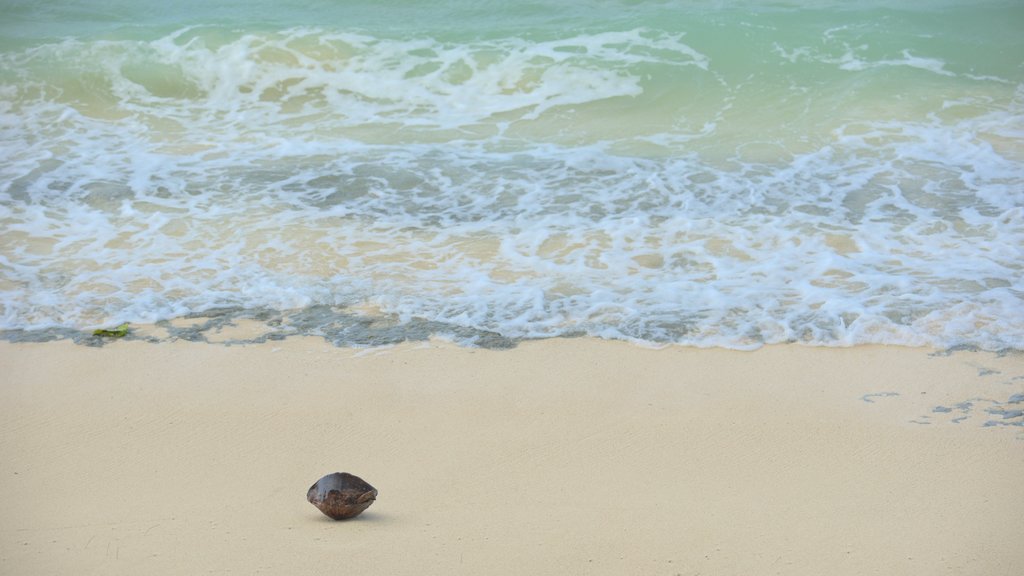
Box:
[1,338,1022,575]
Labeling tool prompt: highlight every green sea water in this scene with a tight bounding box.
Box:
[1,0,1022,348]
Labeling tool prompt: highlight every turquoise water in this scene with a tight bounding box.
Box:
[1,1,1022,348]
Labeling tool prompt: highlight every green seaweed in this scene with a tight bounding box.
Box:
[93,323,130,338]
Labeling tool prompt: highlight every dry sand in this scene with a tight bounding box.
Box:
[1,338,1022,575]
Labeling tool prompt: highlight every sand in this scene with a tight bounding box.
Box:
[1,337,1022,575]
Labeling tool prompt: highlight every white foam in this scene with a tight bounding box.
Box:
[777,28,959,78]
[7,27,707,133]
[836,49,955,76]
[2,27,1023,349]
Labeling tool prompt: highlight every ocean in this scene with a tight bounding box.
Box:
[1,0,1022,349]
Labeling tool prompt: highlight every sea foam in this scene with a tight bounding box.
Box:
[1,15,1022,350]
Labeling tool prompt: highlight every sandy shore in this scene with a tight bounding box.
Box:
[1,337,1022,575]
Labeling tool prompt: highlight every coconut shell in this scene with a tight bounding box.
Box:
[307,472,377,520]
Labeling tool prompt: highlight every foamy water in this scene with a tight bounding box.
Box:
[1,1,1023,349]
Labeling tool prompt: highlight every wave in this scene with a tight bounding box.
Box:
[2,18,1023,350]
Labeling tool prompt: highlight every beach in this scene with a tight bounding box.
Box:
[2,1,1024,573]
[2,338,1022,575]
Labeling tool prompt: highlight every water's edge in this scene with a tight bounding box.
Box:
[6,305,1024,355]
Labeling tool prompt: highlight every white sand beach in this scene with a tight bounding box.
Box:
[1,338,1022,575]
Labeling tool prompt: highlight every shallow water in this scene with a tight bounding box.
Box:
[1,0,1022,349]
